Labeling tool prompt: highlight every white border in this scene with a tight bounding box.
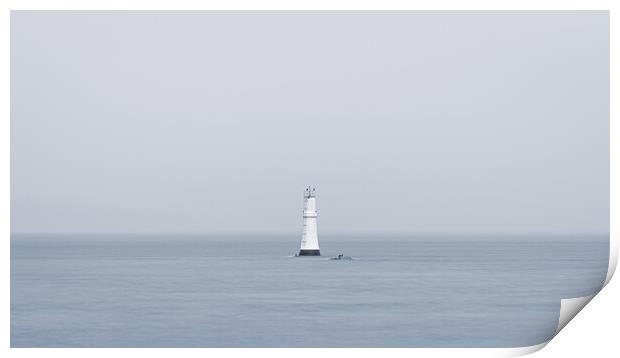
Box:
[2,1,617,357]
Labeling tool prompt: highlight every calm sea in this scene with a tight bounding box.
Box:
[10,233,608,347]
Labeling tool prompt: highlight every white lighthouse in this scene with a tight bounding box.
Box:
[298,186,320,256]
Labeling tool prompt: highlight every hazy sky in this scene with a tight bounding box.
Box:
[11,11,609,234]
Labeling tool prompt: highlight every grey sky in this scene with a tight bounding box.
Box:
[11,11,609,234]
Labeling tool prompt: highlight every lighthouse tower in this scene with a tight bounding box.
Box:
[299,186,320,256]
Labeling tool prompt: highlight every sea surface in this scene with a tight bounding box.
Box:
[11,233,609,347]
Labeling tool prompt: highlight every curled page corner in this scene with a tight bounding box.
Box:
[555,294,596,335]
[500,341,550,357]
[508,235,615,356]
[605,232,618,286]
[498,294,598,357]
